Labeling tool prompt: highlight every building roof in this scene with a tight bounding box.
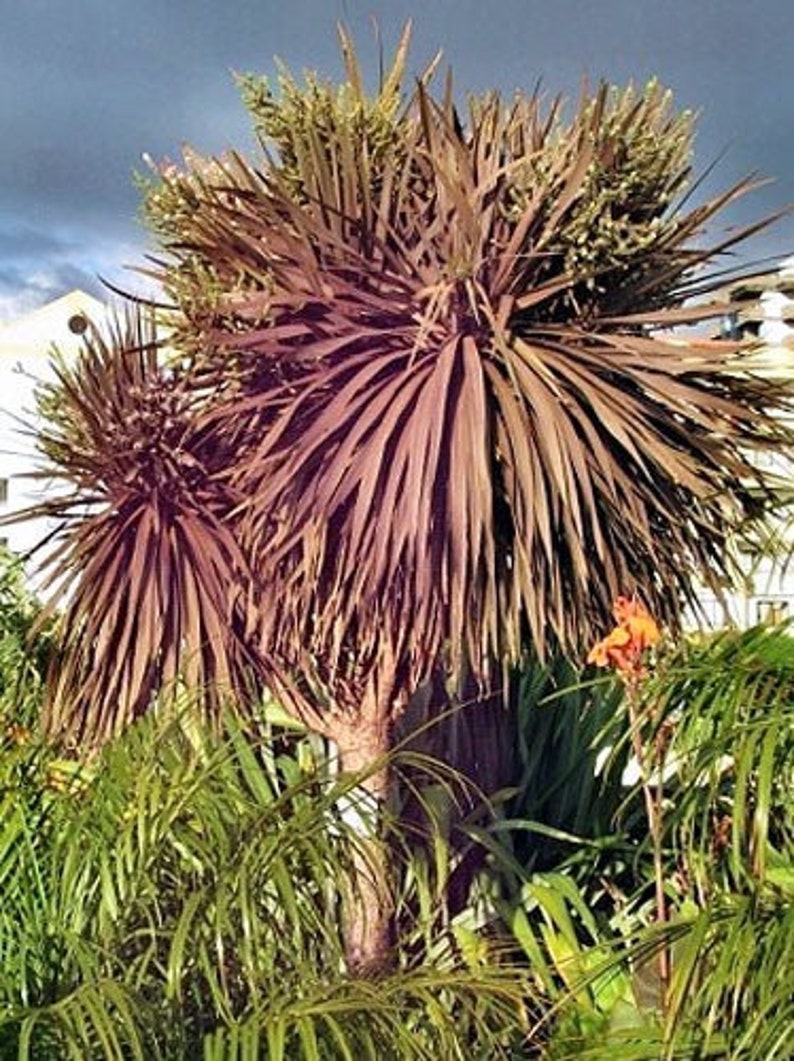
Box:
[0,290,108,360]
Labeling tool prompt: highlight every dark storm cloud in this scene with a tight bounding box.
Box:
[0,226,76,259]
[0,0,318,315]
[0,259,106,322]
[1,0,792,319]
[2,1,261,229]
[0,261,103,300]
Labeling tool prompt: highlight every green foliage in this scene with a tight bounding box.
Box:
[469,661,652,1049]
[480,628,794,1059]
[646,626,794,1058]
[236,24,414,204]
[650,624,794,896]
[0,700,532,1058]
[507,657,631,866]
[0,547,51,722]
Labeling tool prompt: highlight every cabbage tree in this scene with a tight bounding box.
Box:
[18,29,793,972]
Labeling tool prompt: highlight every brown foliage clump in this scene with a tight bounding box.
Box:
[19,26,792,747]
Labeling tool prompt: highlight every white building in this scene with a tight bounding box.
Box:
[0,290,108,560]
[695,256,794,628]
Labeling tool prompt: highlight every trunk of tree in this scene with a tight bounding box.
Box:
[334,718,394,977]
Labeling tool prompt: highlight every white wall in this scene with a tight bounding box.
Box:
[691,259,794,629]
[0,291,108,565]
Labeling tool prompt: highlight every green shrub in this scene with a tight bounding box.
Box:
[0,700,532,1059]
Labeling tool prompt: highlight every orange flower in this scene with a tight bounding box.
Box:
[612,596,661,652]
[587,624,631,667]
[588,596,660,679]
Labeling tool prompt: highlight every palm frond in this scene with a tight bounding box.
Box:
[646,624,794,894]
[0,701,534,1058]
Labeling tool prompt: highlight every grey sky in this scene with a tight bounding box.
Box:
[1,0,792,319]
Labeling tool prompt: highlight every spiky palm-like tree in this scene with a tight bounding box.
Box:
[27,311,252,745]
[19,28,793,971]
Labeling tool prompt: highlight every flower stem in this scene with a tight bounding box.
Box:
[626,684,670,1005]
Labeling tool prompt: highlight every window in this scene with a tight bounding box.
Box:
[0,478,8,504]
[756,598,790,625]
[68,313,88,335]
